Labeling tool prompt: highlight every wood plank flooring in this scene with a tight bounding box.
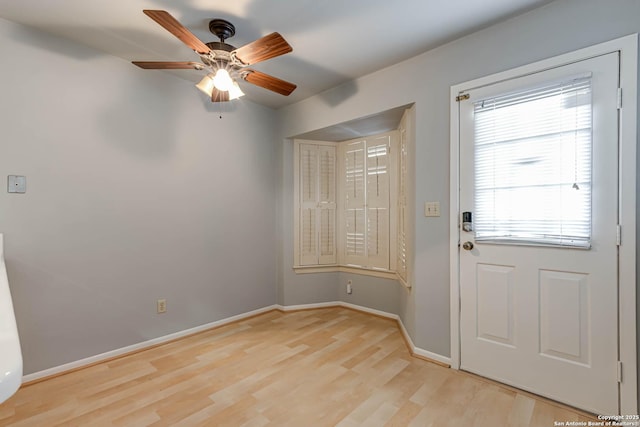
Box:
[0,308,596,426]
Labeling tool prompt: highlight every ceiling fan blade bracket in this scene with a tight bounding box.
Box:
[230,52,250,68]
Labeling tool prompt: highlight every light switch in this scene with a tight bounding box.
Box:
[8,175,26,194]
[424,201,440,217]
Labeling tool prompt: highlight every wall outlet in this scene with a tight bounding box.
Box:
[346,280,353,295]
[157,299,167,314]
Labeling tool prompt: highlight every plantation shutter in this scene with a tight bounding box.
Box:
[366,136,390,269]
[318,146,337,264]
[344,140,367,266]
[396,123,408,281]
[298,143,337,265]
[299,144,318,265]
[342,136,391,269]
[473,76,593,248]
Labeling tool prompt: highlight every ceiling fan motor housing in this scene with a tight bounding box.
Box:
[209,19,235,42]
[206,19,238,68]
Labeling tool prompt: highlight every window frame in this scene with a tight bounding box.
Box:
[471,75,594,249]
[293,120,412,288]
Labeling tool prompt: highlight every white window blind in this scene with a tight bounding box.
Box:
[473,76,592,248]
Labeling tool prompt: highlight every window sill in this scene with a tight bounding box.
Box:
[293,265,411,289]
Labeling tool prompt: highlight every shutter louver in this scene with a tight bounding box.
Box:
[301,145,317,204]
[346,208,366,257]
[300,208,316,264]
[319,147,335,202]
[345,141,366,208]
[473,76,593,248]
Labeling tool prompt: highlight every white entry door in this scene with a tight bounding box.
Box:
[458,53,620,414]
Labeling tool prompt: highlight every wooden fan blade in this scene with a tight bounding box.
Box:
[132,61,205,70]
[143,10,210,54]
[211,87,230,102]
[243,70,296,96]
[233,33,292,65]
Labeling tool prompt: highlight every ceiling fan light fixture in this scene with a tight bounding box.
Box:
[228,81,245,100]
[196,73,215,97]
[213,68,234,92]
[135,11,296,101]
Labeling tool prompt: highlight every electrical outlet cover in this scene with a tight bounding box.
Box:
[7,176,26,194]
[157,299,167,313]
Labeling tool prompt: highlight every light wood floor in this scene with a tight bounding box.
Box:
[1,308,595,426]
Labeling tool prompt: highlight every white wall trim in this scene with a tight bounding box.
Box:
[23,301,451,384]
[339,301,400,320]
[22,305,279,384]
[394,309,453,366]
[275,301,340,312]
[616,33,638,416]
[278,301,451,366]
[449,34,638,414]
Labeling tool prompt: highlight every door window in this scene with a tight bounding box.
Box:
[473,76,592,248]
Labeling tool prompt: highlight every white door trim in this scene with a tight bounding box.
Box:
[449,34,638,414]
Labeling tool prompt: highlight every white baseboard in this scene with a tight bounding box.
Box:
[338,301,401,321]
[22,305,279,383]
[396,318,452,366]
[275,301,340,312]
[22,301,450,383]
[279,301,451,366]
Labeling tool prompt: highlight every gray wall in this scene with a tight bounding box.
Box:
[278,0,640,360]
[1,0,638,388]
[0,18,279,374]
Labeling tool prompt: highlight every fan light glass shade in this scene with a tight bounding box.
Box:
[196,71,244,100]
[229,81,245,100]
[213,69,234,92]
[196,74,215,97]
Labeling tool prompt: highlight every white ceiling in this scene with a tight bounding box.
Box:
[0,0,553,109]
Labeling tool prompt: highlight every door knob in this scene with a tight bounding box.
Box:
[462,241,474,251]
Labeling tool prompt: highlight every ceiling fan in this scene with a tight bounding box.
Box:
[132,10,296,102]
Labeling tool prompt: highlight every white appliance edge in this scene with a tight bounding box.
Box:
[0,234,23,403]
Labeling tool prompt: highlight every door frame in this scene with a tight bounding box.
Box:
[449,34,638,414]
